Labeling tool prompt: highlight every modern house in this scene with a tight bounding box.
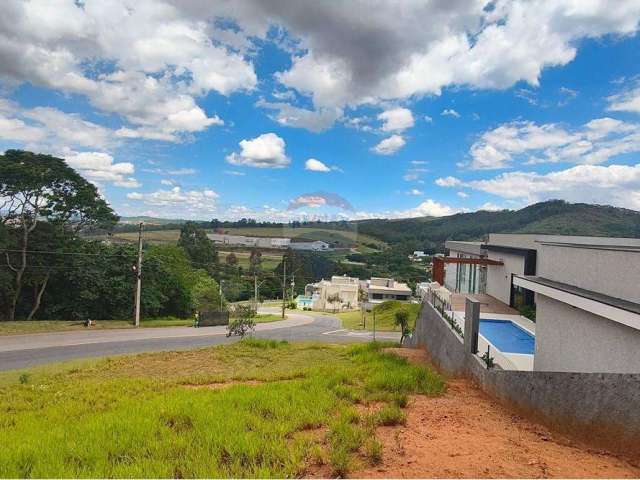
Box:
[304,275,359,310]
[438,234,640,373]
[361,277,412,310]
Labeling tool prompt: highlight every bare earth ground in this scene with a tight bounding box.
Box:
[354,348,640,479]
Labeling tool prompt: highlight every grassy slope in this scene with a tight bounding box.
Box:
[0,340,443,477]
[336,301,421,331]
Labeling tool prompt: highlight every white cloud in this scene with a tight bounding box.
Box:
[64,150,140,188]
[372,134,405,155]
[607,81,640,113]
[477,202,503,212]
[0,101,115,149]
[435,176,463,187]
[424,115,433,123]
[457,191,469,198]
[160,179,175,186]
[226,133,290,168]
[305,158,331,172]
[0,1,254,139]
[262,1,640,111]
[167,168,197,175]
[126,186,218,213]
[256,99,342,133]
[378,107,414,132]
[463,163,640,210]
[441,108,460,118]
[407,199,457,217]
[224,170,246,176]
[407,188,423,196]
[467,118,640,169]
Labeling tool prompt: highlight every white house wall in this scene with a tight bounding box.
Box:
[534,295,640,373]
[538,244,640,303]
[486,251,525,305]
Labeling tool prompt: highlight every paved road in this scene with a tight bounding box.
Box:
[0,311,400,371]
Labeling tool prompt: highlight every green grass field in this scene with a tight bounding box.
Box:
[0,340,444,477]
[107,226,386,251]
[0,314,283,336]
[335,302,422,331]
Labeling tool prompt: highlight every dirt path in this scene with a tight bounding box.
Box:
[354,348,640,478]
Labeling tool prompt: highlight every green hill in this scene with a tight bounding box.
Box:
[352,200,640,250]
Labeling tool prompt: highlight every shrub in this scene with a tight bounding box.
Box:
[374,405,406,426]
[365,438,383,465]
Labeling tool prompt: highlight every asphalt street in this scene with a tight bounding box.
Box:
[0,311,400,371]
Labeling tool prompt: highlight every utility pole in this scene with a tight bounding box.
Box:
[254,273,258,311]
[373,309,376,342]
[219,280,224,311]
[290,273,295,302]
[281,260,286,319]
[134,222,143,327]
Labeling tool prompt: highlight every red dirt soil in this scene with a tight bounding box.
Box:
[353,348,640,478]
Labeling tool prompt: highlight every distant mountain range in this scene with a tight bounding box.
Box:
[352,200,640,249]
[118,201,640,251]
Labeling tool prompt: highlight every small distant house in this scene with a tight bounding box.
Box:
[304,275,359,310]
[361,277,412,309]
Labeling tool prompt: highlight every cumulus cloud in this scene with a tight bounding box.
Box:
[305,158,331,172]
[126,187,218,214]
[0,1,253,138]
[0,101,115,150]
[372,134,405,155]
[378,107,414,132]
[64,150,140,188]
[4,1,640,134]
[467,118,640,169]
[441,108,460,118]
[443,163,640,211]
[407,188,423,196]
[226,133,290,169]
[407,199,457,217]
[435,176,463,187]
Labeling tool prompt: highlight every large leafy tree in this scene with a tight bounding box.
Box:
[0,150,117,320]
[177,221,218,267]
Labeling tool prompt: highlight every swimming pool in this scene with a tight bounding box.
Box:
[479,319,535,355]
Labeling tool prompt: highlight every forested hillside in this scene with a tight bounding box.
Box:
[352,201,640,252]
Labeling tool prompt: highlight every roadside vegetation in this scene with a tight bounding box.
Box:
[0,340,444,477]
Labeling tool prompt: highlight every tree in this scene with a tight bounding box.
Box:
[326,292,342,313]
[192,276,224,312]
[394,308,411,344]
[0,150,117,320]
[249,248,262,274]
[225,252,238,266]
[177,221,218,267]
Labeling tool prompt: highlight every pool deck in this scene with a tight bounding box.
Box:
[451,293,519,314]
[450,293,535,371]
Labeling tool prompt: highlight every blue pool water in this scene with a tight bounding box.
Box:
[479,319,535,354]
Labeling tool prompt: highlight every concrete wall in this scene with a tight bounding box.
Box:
[534,295,640,373]
[486,251,525,305]
[408,301,640,457]
[538,244,640,303]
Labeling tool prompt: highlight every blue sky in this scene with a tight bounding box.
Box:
[1,1,640,220]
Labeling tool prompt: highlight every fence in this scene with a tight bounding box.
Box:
[197,310,229,327]
[407,298,640,458]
